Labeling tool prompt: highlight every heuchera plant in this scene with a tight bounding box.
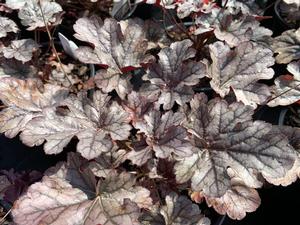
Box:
[0,0,300,224]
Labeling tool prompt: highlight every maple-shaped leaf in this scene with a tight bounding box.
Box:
[207,41,274,102]
[175,96,298,197]
[5,0,26,9]
[12,153,149,225]
[0,77,68,138]
[2,39,39,63]
[0,16,18,38]
[20,91,131,159]
[144,39,206,110]
[122,89,159,125]
[134,109,193,159]
[88,147,127,177]
[272,28,300,64]
[74,16,153,71]
[94,68,132,99]
[74,16,153,97]
[18,0,63,31]
[214,15,272,48]
[268,60,300,106]
[140,192,210,225]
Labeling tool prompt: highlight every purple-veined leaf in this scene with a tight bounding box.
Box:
[207,41,274,104]
[88,147,127,177]
[94,68,132,99]
[134,109,193,159]
[20,91,131,159]
[2,39,39,63]
[203,168,261,220]
[0,16,18,38]
[233,83,271,108]
[74,16,154,97]
[272,28,300,64]
[122,89,159,125]
[18,0,63,31]
[175,96,298,197]
[268,60,300,106]
[265,126,300,186]
[139,192,210,225]
[214,14,272,48]
[144,39,206,110]
[0,77,68,138]
[12,153,150,225]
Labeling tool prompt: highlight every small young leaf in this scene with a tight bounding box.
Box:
[134,109,193,159]
[0,16,18,38]
[272,28,300,64]
[144,39,206,110]
[2,39,39,63]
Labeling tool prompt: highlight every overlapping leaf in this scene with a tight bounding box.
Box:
[134,109,193,159]
[207,41,274,106]
[175,95,298,197]
[203,168,261,220]
[144,39,206,110]
[5,0,26,9]
[74,16,154,97]
[140,192,210,225]
[0,78,68,138]
[272,28,300,64]
[268,60,300,106]
[18,0,63,30]
[20,91,131,159]
[12,153,151,225]
[0,16,18,38]
[122,89,159,125]
[2,39,39,62]
[214,14,272,47]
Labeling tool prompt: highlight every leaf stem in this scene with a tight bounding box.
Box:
[37,0,72,86]
[0,208,11,225]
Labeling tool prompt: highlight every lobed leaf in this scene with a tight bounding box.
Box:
[0,16,18,38]
[0,78,68,138]
[134,109,193,159]
[18,0,63,31]
[208,41,274,106]
[2,39,39,63]
[12,153,149,225]
[20,91,131,159]
[144,39,206,110]
[175,97,298,197]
